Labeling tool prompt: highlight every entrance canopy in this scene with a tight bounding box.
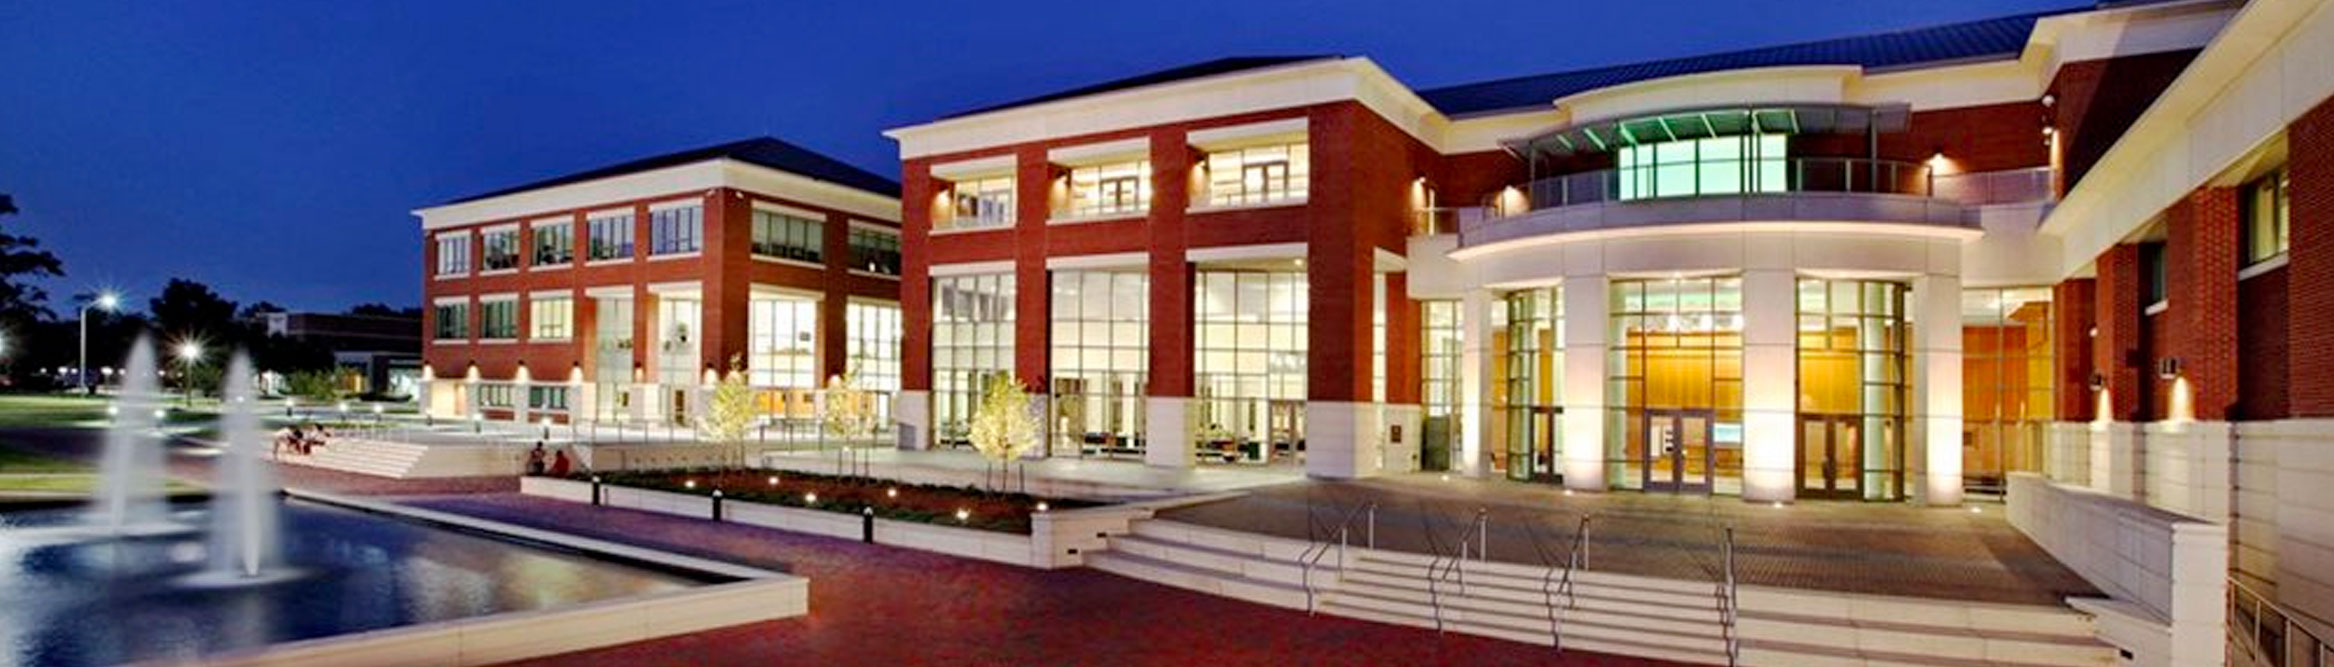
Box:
[1506,103,1911,158]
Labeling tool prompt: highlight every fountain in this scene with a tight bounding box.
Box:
[89,336,171,534]
[206,352,280,579]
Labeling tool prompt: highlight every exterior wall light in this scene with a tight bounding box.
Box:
[2157,357,2181,380]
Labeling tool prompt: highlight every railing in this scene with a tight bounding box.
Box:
[2231,577,2333,667]
[1521,157,1934,212]
[1526,514,1592,654]
[1412,206,1492,236]
[1425,507,1489,632]
[1932,166,2055,207]
[1299,500,1378,614]
[1720,526,1741,667]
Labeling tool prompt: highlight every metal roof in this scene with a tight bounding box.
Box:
[1417,9,2073,117]
[441,136,900,205]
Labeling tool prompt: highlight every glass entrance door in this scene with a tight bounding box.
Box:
[1507,406,1562,482]
[1644,410,1714,494]
[1268,399,1305,465]
[1798,414,1862,499]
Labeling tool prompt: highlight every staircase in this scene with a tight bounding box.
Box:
[1088,518,2118,666]
[274,439,520,478]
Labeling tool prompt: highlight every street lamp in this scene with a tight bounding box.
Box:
[174,339,203,408]
[79,291,120,395]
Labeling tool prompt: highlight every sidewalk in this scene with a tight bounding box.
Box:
[1158,473,2101,607]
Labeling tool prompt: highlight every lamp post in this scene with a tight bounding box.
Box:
[79,291,120,395]
[174,339,203,408]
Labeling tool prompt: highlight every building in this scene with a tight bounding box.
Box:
[256,311,423,397]
[413,137,905,426]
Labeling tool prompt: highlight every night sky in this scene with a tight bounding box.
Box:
[2,0,2083,313]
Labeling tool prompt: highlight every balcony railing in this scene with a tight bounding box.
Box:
[1931,166,2055,206]
[1522,157,1937,212]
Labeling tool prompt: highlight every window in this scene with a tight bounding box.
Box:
[476,384,516,409]
[1618,134,1787,200]
[932,274,1016,445]
[2142,242,2168,305]
[748,298,818,389]
[1204,143,1308,207]
[528,386,570,412]
[1051,271,1149,457]
[1194,271,1307,455]
[435,234,471,277]
[945,177,1015,230]
[480,227,520,271]
[751,209,823,263]
[847,301,902,394]
[480,299,518,340]
[1065,161,1151,217]
[649,205,702,255]
[2243,171,2289,265]
[587,212,634,261]
[1421,300,1463,472]
[533,222,574,267]
[433,302,469,340]
[1961,287,2053,492]
[849,227,901,276]
[530,296,572,341]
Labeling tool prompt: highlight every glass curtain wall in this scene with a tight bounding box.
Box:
[748,296,819,419]
[593,297,633,420]
[1050,271,1148,459]
[845,301,903,425]
[1795,278,1910,500]
[655,297,702,424]
[1194,271,1307,465]
[932,274,1016,448]
[1420,301,1462,472]
[1607,277,1744,494]
[1960,287,2053,494]
[1497,288,1563,482]
[1618,135,1787,200]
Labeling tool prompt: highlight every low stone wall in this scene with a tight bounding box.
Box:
[2006,472,2227,667]
[204,490,809,667]
[574,443,740,472]
[520,477,1159,569]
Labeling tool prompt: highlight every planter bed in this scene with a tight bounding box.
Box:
[567,468,1092,534]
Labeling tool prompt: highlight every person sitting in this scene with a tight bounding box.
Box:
[525,442,547,476]
[275,425,305,459]
[548,447,572,477]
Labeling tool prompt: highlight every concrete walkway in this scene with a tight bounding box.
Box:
[1159,473,2101,607]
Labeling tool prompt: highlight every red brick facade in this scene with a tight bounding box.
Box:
[2290,95,2334,417]
[2047,51,2202,196]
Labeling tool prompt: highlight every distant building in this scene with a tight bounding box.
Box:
[258,311,423,398]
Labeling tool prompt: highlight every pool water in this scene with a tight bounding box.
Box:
[0,499,707,667]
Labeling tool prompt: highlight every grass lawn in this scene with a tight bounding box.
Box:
[0,441,201,497]
[0,393,220,429]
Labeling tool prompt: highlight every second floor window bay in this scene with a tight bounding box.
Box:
[947,177,1015,230]
[1066,161,1150,217]
[1203,142,1308,207]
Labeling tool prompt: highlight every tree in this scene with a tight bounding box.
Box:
[968,372,1040,491]
[149,278,238,344]
[0,193,65,330]
[821,367,879,445]
[699,355,757,467]
[346,303,421,319]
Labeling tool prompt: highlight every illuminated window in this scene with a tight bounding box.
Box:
[945,177,1015,230]
[748,297,818,389]
[529,296,572,341]
[435,234,470,276]
[846,301,903,394]
[480,227,520,271]
[1420,301,1463,472]
[1051,271,1148,457]
[1961,287,2053,493]
[849,227,901,276]
[479,298,518,340]
[752,210,823,263]
[1617,134,1786,200]
[932,274,1015,445]
[1065,161,1151,217]
[433,302,468,340]
[1194,271,1307,459]
[533,222,573,267]
[2243,171,2289,265]
[649,205,702,255]
[528,386,570,412]
[1204,143,1308,206]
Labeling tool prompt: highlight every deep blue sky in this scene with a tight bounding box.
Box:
[1,0,2083,313]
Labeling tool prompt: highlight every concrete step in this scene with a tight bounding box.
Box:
[1344,556,1726,612]
[1335,568,1725,624]
[1105,533,1318,587]
[1315,598,1732,665]
[1086,549,1312,610]
[1332,578,1723,639]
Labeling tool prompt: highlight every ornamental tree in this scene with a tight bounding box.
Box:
[968,372,1039,488]
[821,367,879,445]
[701,355,756,466]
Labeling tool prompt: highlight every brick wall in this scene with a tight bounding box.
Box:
[2093,244,2143,421]
[2237,265,2289,419]
[2290,95,2334,415]
[2163,188,2241,420]
[2047,50,2202,196]
[2053,278,2097,421]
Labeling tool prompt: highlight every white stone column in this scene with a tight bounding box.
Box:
[1912,274,1964,506]
[1305,401,1380,479]
[1457,289,1495,478]
[1561,275,1608,491]
[1740,268,1798,503]
[896,389,931,450]
[1143,396,1190,468]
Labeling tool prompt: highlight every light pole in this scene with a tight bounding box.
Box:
[79,291,120,395]
[175,339,203,408]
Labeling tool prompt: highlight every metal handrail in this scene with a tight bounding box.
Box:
[1721,526,1741,667]
[1298,501,1377,614]
[1519,156,1936,212]
[2230,576,2333,667]
[1429,509,1489,607]
[1524,514,1592,654]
